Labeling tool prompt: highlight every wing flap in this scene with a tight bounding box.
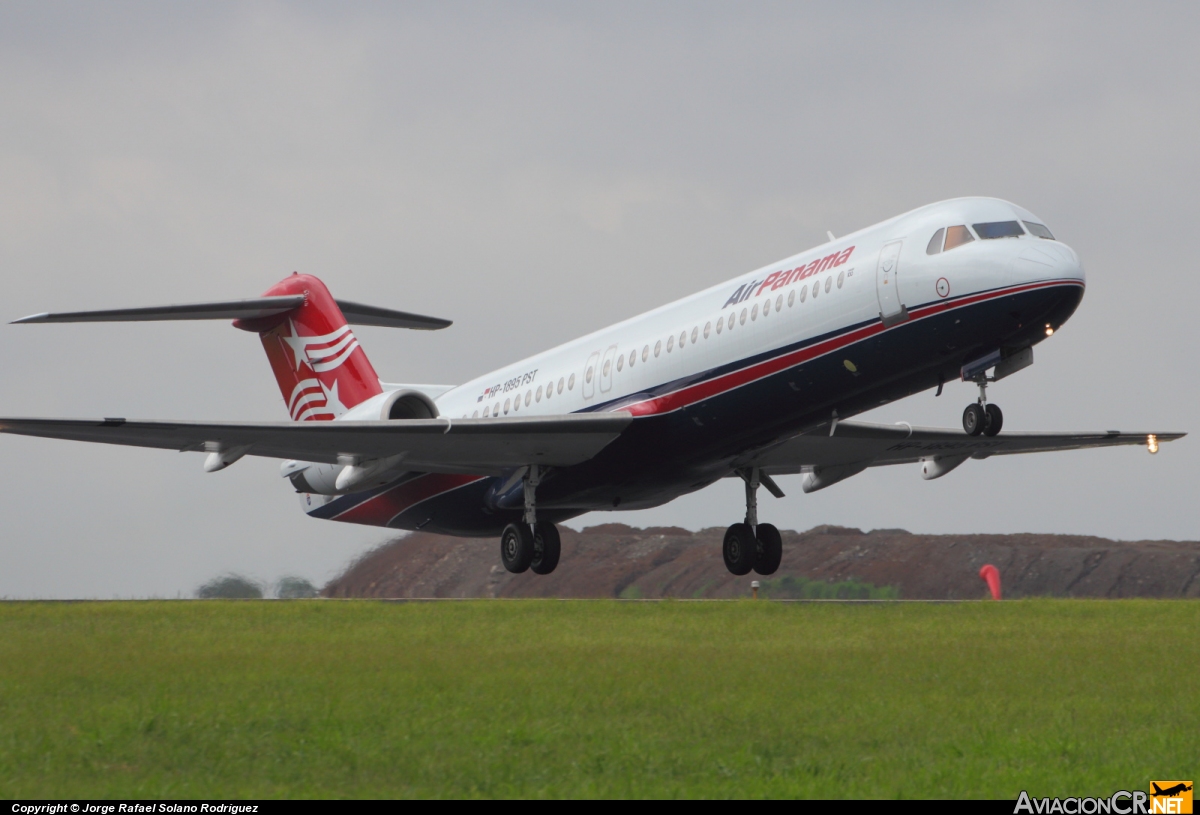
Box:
[0,413,632,475]
[749,420,1184,475]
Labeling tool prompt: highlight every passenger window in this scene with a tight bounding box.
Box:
[1023,221,1055,240]
[536,385,543,402]
[586,366,594,383]
[799,286,807,303]
[603,359,611,376]
[716,318,723,334]
[944,225,975,251]
[837,270,844,288]
[812,280,819,298]
[558,377,565,394]
[473,410,479,418]
[824,277,832,294]
[776,295,783,311]
[616,355,623,372]
[679,330,686,347]
[926,227,945,255]
[667,335,674,352]
[483,406,490,417]
[504,398,510,414]
[568,374,574,390]
[751,304,758,321]
[704,322,711,339]
[629,350,636,367]
[513,395,520,411]
[655,340,662,357]
[727,314,735,330]
[642,345,649,362]
[691,327,698,343]
[973,221,1024,239]
[740,308,747,325]
[763,299,771,316]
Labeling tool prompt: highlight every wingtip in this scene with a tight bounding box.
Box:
[10,312,49,324]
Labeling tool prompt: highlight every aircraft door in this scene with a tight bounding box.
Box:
[876,240,909,327]
[599,345,617,393]
[582,350,600,399]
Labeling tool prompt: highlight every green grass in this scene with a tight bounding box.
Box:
[0,600,1196,798]
[760,574,900,600]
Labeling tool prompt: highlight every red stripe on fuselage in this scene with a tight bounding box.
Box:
[624,279,1082,418]
[330,473,487,526]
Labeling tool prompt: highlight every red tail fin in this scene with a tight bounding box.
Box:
[234,274,382,421]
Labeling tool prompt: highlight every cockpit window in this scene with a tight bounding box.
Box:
[1023,221,1055,240]
[943,224,975,251]
[973,221,1024,239]
[926,227,945,255]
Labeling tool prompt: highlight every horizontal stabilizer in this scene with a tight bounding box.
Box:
[11,296,306,324]
[12,297,451,330]
[335,299,452,330]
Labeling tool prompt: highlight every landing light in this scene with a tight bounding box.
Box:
[1045,324,1054,337]
[1147,434,1159,454]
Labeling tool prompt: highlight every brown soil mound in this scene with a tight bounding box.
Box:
[322,524,1200,600]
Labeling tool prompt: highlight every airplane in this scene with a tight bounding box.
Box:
[0,197,1184,577]
[1152,784,1192,798]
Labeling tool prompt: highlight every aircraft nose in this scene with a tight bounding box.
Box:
[1011,240,1084,285]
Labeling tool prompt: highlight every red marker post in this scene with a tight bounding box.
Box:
[979,564,1002,600]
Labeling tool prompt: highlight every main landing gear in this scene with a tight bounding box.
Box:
[500,521,561,575]
[723,468,784,577]
[963,377,1003,437]
[499,465,562,575]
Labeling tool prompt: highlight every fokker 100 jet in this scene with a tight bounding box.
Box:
[1,198,1184,577]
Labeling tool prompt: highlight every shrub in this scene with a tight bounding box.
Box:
[276,576,319,599]
[196,574,264,599]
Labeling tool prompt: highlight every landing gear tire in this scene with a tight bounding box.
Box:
[723,523,757,576]
[530,522,561,575]
[963,403,986,436]
[500,522,534,574]
[753,523,783,576]
[984,403,1003,437]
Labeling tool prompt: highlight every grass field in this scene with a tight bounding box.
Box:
[0,600,1196,798]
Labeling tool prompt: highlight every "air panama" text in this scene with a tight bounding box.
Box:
[723,246,855,308]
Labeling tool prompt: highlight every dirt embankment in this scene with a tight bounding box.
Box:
[322,524,1200,600]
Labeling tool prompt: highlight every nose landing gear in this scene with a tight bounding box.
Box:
[723,468,785,576]
[963,377,1003,437]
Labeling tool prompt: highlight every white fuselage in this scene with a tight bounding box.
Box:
[430,197,1082,422]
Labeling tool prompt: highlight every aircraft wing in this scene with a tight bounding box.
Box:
[743,420,1184,491]
[0,413,632,476]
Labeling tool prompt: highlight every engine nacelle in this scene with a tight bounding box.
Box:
[281,388,439,495]
[339,388,440,421]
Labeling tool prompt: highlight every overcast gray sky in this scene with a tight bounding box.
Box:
[1,2,1196,598]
